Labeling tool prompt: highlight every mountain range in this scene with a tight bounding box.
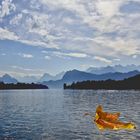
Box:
[64,74,140,90]
[0,74,18,84]
[16,71,65,83]
[1,65,140,88]
[16,76,39,83]
[39,71,65,82]
[87,64,140,74]
[42,70,140,88]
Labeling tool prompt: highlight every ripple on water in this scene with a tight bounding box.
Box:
[0,89,139,140]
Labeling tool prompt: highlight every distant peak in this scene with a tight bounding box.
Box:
[3,74,11,78]
[129,70,139,73]
[43,73,53,76]
[71,69,79,72]
[0,74,18,84]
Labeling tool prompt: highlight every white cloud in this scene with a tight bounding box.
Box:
[132,55,137,59]
[42,50,48,54]
[63,17,74,24]
[11,66,34,71]
[52,51,88,58]
[0,0,140,63]
[0,28,19,40]
[0,70,42,77]
[95,0,124,18]
[0,66,45,77]
[93,36,140,56]
[22,54,33,58]
[11,65,44,72]
[93,56,112,64]
[0,0,16,19]
[114,58,120,61]
[10,13,22,25]
[39,0,128,33]
[66,52,88,58]
[19,40,50,48]
[1,53,6,56]
[44,56,51,60]
[18,53,33,58]
[26,12,51,36]
[40,0,85,13]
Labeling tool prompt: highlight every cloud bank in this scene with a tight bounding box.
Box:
[0,0,140,64]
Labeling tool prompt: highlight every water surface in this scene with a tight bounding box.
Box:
[0,89,139,140]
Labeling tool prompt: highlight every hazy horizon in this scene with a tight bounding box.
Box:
[0,64,140,79]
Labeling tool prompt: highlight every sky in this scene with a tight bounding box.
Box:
[0,0,140,77]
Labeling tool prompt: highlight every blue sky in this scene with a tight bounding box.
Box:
[0,0,140,77]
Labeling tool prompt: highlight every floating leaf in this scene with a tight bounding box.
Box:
[84,105,136,131]
[94,105,136,130]
[95,105,120,122]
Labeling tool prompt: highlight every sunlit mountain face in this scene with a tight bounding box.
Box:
[0,0,140,77]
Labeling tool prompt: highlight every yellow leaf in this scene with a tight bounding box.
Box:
[94,105,136,131]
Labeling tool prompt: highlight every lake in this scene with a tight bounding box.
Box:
[0,89,139,140]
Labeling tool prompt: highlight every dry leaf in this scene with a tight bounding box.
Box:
[84,105,136,131]
[94,105,136,130]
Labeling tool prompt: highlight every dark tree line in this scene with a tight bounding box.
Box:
[0,82,48,90]
[64,74,140,90]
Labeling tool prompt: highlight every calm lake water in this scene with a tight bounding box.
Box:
[0,89,140,140]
